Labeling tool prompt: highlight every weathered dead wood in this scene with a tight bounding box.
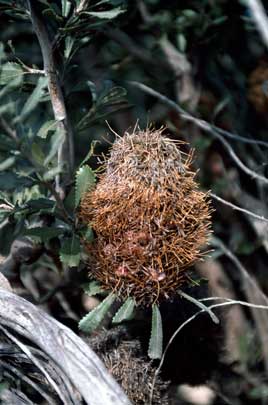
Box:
[0,288,131,405]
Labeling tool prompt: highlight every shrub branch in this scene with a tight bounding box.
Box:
[27,0,74,197]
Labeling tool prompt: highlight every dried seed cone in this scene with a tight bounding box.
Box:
[80,129,212,305]
[248,62,268,115]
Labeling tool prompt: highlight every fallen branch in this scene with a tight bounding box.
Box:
[0,288,130,405]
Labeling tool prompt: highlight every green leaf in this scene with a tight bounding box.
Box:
[26,198,55,211]
[0,62,24,85]
[97,85,127,107]
[15,76,48,123]
[112,297,135,324]
[42,166,62,181]
[60,235,81,267]
[62,0,72,17]
[178,290,219,324]
[182,9,197,19]
[0,172,33,191]
[148,304,163,360]
[24,226,64,243]
[37,120,57,139]
[64,187,75,212]
[81,7,125,20]
[64,36,76,59]
[31,142,45,165]
[0,156,15,171]
[83,280,104,297]
[75,165,96,208]
[79,293,116,333]
[177,33,187,52]
[81,226,94,242]
[44,128,64,165]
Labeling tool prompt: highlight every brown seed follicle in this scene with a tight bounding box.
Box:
[80,128,212,306]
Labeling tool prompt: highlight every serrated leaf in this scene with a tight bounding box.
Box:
[112,297,135,324]
[37,120,57,138]
[26,198,55,211]
[15,76,48,123]
[148,304,163,360]
[62,0,72,17]
[81,7,125,19]
[82,226,94,242]
[79,293,116,333]
[31,142,45,165]
[60,235,81,267]
[75,165,96,207]
[0,62,24,85]
[178,290,219,324]
[44,128,64,165]
[42,166,62,181]
[97,85,127,107]
[0,156,15,171]
[24,226,64,243]
[64,36,76,59]
[83,280,104,296]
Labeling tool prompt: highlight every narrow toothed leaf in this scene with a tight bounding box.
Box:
[178,290,219,324]
[75,165,96,208]
[79,293,116,334]
[112,297,135,324]
[59,235,81,267]
[83,280,104,297]
[148,304,163,360]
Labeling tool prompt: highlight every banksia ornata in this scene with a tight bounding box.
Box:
[80,128,212,306]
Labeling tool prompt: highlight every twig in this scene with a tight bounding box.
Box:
[0,115,19,143]
[178,289,219,324]
[0,359,55,404]
[0,325,67,404]
[210,123,268,148]
[128,81,268,185]
[211,193,268,223]
[128,81,268,147]
[105,28,169,71]
[212,237,268,375]
[247,0,268,51]
[212,237,268,305]
[42,180,73,225]
[27,0,74,197]
[149,298,268,405]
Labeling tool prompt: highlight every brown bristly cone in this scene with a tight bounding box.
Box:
[80,128,212,306]
[248,61,268,115]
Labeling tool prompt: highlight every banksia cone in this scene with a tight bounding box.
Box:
[80,129,212,306]
[248,62,268,115]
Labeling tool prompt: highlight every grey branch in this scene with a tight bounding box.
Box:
[210,193,268,223]
[247,0,268,51]
[129,81,268,185]
[0,288,131,405]
[27,0,74,196]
